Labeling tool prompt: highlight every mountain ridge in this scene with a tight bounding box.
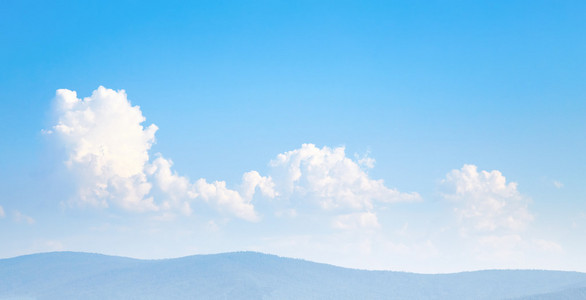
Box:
[1,251,586,299]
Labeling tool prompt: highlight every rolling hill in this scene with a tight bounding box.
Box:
[1,251,585,299]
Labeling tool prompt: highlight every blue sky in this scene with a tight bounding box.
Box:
[1,0,585,273]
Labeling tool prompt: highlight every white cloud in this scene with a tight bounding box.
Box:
[13,210,35,224]
[194,178,259,222]
[48,87,268,221]
[332,212,380,230]
[50,87,158,212]
[146,156,196,215]
[553,180,564,189]
[440,165,569,264]
[269,144,420,210]
[146,156,267,221]
[47,87,419,223]
[355,152,376,169]
[241,171,277,200]
[0,205,4,218]
[441,164,533,234]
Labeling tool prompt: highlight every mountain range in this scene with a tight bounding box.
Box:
[1,251,586,299]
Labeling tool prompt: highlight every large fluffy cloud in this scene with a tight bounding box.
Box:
[441,164,533,234]
[51,87,158,211]
[48,87,419,223]
[48,87,269,220]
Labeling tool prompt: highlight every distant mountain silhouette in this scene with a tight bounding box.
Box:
[1,251,586,299]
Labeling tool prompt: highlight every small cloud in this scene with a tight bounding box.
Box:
[355,151,376,169]
[13,210,35,224]
[0,205,4,218]
[441,164,533,234]
[553,180,564,189]
[241,170,277,199]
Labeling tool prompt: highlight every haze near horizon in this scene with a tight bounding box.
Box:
[0,0,585,274]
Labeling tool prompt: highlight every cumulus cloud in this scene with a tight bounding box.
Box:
[440,165,568,263]
[269,144,420,210]
[50,87,158,211]
[146,156,196,215]
[194,178,259,222]
[241,171,277,200]
[441,164,533,234]
[47,87,270,220]
[47,87,418,223]
[146,156,270,221]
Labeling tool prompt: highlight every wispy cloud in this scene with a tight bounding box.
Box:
[13,210,35,225]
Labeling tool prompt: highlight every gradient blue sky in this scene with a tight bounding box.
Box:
[1,0,585,273]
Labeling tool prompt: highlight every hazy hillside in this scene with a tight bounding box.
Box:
[1,252,586,300]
